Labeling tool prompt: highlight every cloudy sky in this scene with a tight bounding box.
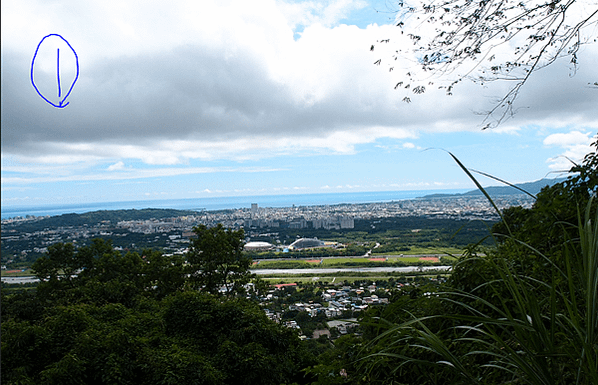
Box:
[2,0,597,209]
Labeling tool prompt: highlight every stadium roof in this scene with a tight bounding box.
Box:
[289,238,325,250]
[244,241,273,250]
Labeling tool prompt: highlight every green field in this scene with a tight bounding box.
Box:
[373,246,464,256]
[261,274,449,285]
[322,256,434,264]
[1,269,34,277]
[253,253,457,270]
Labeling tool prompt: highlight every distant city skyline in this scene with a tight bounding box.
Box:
[2,0,596,209]
[1,189,469,219]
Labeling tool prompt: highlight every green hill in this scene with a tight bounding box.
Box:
[423,177,567,199]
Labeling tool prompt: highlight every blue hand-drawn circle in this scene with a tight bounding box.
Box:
[31,34,79,108]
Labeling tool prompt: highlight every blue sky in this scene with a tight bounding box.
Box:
[2,0,597,208]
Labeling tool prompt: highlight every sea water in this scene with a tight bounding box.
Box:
[1,189,468,219]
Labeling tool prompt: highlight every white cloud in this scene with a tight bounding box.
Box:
[543,131,593,147]
[544,131,595,170]
[2,0,598,191]
[107,161,125,171]
[0,165,281,185]
[3,126,416,169]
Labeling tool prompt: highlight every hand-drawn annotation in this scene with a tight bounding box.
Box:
[31,34,79,108]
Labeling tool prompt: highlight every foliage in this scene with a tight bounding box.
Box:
[305,334,364,384]
[2,295,309,384]
[373,0,598,126]
[2,232,311,385]
[186,224,254,296]
[29,239,187,307]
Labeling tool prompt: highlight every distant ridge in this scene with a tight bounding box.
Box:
[422,177,568,199]
[8,208,200,232]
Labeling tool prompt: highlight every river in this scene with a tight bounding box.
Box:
[1,265,451,284]
[253,265,451,275]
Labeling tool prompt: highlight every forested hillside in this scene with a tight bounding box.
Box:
[8,208,200,232]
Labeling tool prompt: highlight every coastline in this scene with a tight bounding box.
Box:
[1,189,469,220]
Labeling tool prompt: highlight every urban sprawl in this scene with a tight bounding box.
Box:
[2,194,533,339]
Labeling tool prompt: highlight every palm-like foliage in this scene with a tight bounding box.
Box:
[359,155,597,385]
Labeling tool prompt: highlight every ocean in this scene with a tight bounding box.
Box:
[1,189,468,219]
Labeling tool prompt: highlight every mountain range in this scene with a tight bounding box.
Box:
[423,177,568,199]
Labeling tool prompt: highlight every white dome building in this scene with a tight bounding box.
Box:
[244,241,274,251]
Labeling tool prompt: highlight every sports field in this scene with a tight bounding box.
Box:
[252,253,456,270]
[1,269,34,277]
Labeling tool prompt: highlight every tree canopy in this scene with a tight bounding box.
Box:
[373,0,598,126]
[186,224,253,297]
[3,235,310,385]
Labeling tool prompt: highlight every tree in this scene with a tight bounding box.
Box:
[3,239,312,385]
[141,248,186,299]
[162,291,310,385]
[373,0,598,126]
[31,242,95,304]
[32,243,89,287]
[186,224,254,297]
[29,239,187,307]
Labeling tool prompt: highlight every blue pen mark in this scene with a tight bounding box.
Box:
[31,34,79,108]
[57,48,61,98]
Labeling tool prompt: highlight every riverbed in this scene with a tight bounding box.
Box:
[2,265,451,284]
[253,265,451,275]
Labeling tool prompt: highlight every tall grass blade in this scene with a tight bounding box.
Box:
[447,151,512,236]
[469,168,537,199]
